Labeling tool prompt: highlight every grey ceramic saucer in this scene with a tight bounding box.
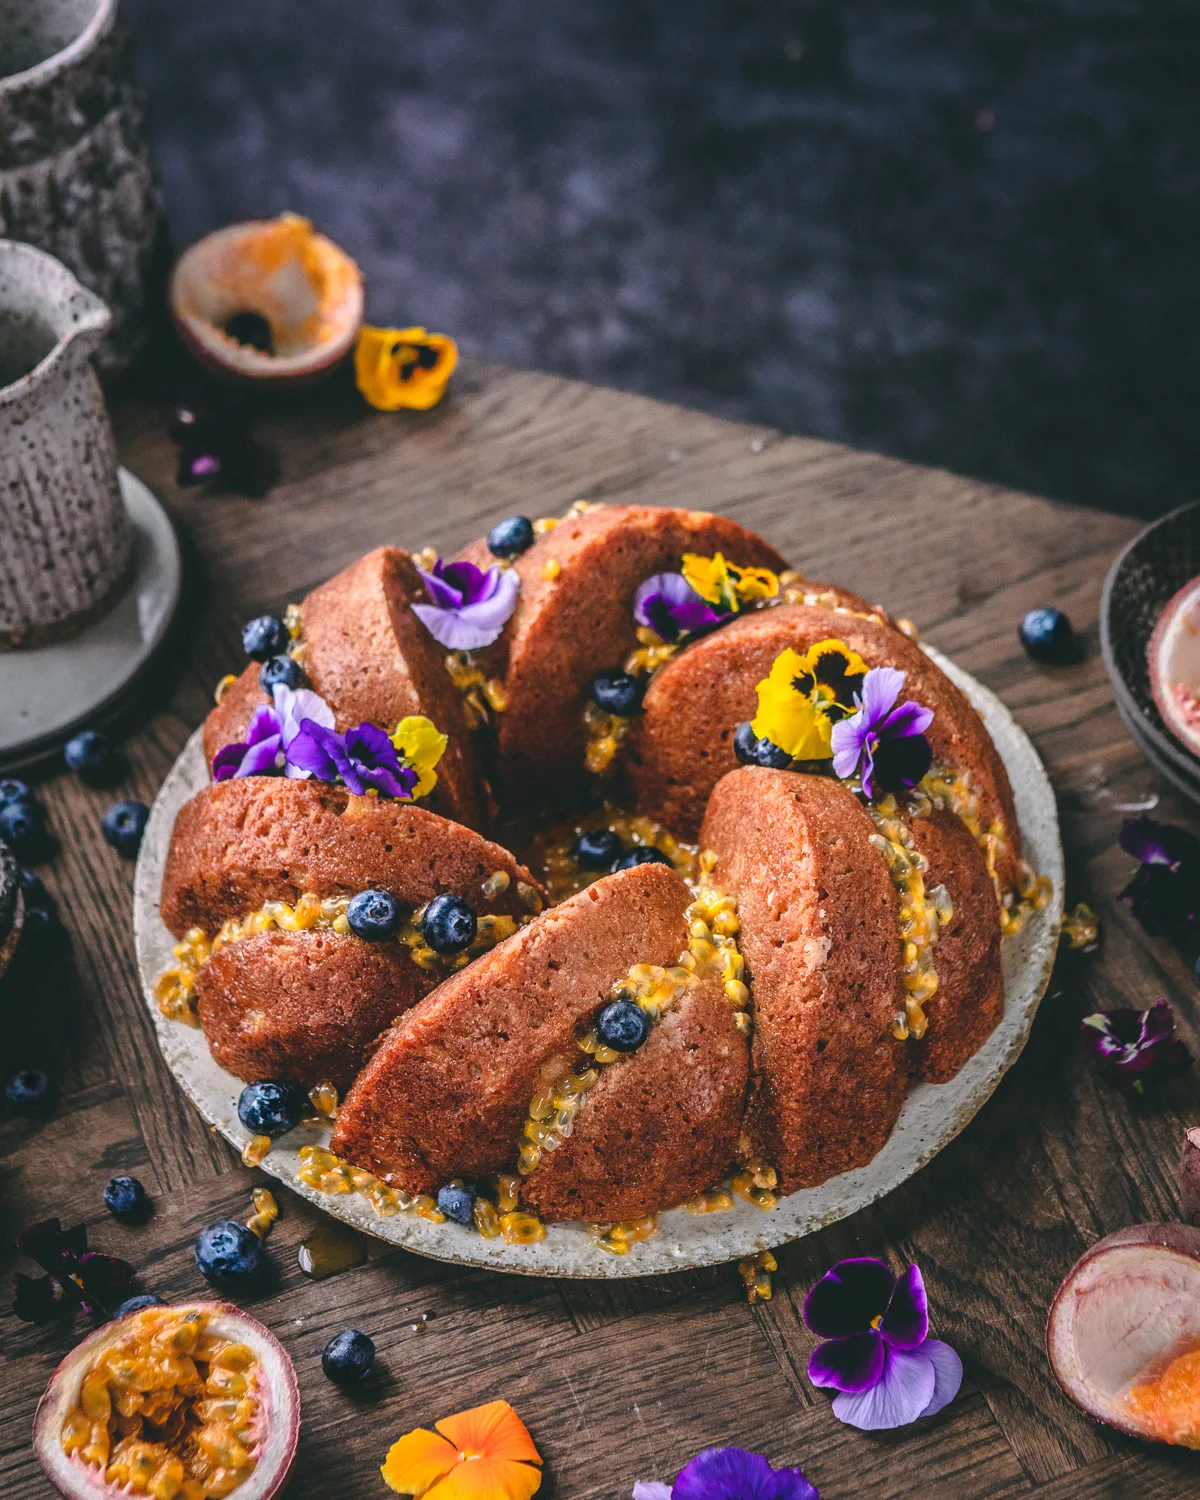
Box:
[0,469,181,769]
[133,647,1063,1278]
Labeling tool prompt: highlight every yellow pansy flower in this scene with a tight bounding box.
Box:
[355,325,458,411]
[381,1399,542,1500]
[750,640,868,760]
[391,715,448,799]
[681,552,779,613]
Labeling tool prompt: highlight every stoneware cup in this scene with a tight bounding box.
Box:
[0,239,133,648]
[0,0,166,376]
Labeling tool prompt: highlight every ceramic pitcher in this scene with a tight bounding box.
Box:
[0,239,132,648]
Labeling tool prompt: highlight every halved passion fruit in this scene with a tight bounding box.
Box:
[34,1301,299,1498]
[1047,1223,1200,1448]
[170,214,363,386]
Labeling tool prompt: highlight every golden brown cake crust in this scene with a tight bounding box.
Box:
[630,601,1020,892]
[905,809,1004,1084]
[159,777,540,938]
[457,505,788,794]
[196,929,427,1089]
[330,862,694,1193]
[201,546,480,829]
[519,967,749,1222]
[700,768,908,1192]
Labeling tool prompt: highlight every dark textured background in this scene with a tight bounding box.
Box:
[124,0,1200,515]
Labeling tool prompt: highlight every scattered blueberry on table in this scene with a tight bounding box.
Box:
[346,889,403,942]
[612,846,672,872]
[436,1182,476,1226]
[321,1328,375,1384]
[486,515,534,558]
[114,1293,166,1317]
[596,999,650,1052]
[1019,606,1076,664]
[0,777,36,810]
[104,1175,150,1222]
[242,614,291,661]
[237,1080,307,1138]
[590,668,643,716]
[574,828,623,869]
[259,654,304,693]
[195,1219,263,1287]
[5,1069,52,1108]
[422,894,478,954]
[102,799,149,857]
[64,729,122,787]
[0,799,49,862]
[733,721,793,769]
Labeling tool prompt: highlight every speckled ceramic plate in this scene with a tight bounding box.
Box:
[133,646,1063,1278]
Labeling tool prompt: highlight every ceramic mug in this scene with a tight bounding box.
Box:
[0,239,133,648]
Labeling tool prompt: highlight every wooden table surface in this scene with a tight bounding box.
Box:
[3,359,1198,1499]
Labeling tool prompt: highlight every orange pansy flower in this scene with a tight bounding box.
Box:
[381,1399,543,1500]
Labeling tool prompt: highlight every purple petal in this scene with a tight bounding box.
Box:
[808,1330,887,1393]
[212,742,248,780]
[830,1345,937,1430]
[413,566,520,650]
[285,720,342,781]
[674,1447,819,1500]
[75,1252,137,1316]
[881,1263,929,1350]
[633,572,726,642]
[1119,816,1200,868]
[879,699,935,740]
[631,1485,673,1500]
[416,561,466,609]
[858,667,906,728]
[439,559,499,607]
[275,684,334,749]
[244,703,282,746]
[804,1256,896,1338]
[15,1219,85,1271]
[868,733,933,794]
[859,739,877,799]
[234,732,283,777]
[13,1272,66,1323]
[915,1338,963,1418]
[830,711,868,779]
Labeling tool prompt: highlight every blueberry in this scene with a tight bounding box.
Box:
[733,721,793,770]
[0,778,35,810]
[104,1175,149,1222]
[224,309,274,354]
[574,829,623,870]
[596,999,650,1052]
[64,729,121,786]
[422,893,478,954]
[0,800,48,861]
[242,614,290,662]
[5,1069,52,1108]
[486,515,535,558]
[437,1182,476,1226]
[258,654,304,694]
[590,669,644,717]
[321,1328,375,1384]
[114,1293,165,1318]
[611,846,672,872]
[102,799,149,858]
[1019,607,1076,664]
[346,889,403,942]
[195,1219,263,1287]
[238,1080,306,1138]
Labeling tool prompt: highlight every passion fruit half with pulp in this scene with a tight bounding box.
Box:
[170,214,363,386]
[34,1301,299,1499]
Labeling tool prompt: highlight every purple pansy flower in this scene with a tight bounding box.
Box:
[1081,1000,1191,1093]
[804,1257,962,1430]
[413,558,520,650]
[829,666,934,799]
[632,1447,818,1500]
[1117,816,1200,945]
[286,719,417,799]
[633,572,727,643]
[212,684,335,781]
[12,1219,137,1324]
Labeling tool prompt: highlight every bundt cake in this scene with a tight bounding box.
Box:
[155,499,1051,1243]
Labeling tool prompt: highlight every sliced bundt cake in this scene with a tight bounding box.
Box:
[330,862,706,1194]
[454,505,788,793]
[629,601,1021,895]
[158,778,541,1086]
[204,547,481,828]
[700,768,909,1192]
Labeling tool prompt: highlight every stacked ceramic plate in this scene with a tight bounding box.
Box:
[1101,501,1200,805]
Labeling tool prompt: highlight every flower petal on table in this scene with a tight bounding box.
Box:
[881,1263,928,1350]
[808,1330,886,1393]
[915,1338,963,1418]
[803,1256,895,1338]
[830,1346,937,1431]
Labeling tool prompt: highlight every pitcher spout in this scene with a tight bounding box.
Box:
[0,240,112,397]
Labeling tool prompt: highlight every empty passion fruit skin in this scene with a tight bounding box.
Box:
[34,1302,299,1500]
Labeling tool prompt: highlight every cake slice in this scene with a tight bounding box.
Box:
[700,768,908,1192]
[330,862,694,1193]
[455,505,788,794]
[630,601,1021,895]
[203,546,481,828]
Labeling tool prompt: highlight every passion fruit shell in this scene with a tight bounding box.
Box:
[1046,1222,1200,1444]
[34,1300,299,1499]
[169,214,363,387]
[1148,575,1200,761]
